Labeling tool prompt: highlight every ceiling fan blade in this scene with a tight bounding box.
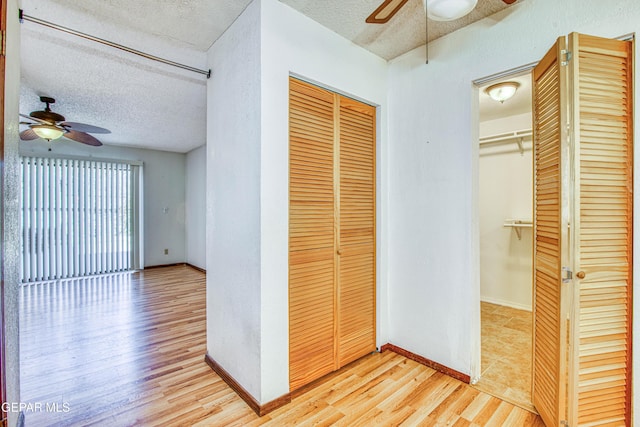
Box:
[20,113,47,124]
[63,130,103,146]
[366,0,409,24]
[60,122,111,134]
[20,129,39,141]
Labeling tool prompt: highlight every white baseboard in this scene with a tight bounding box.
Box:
[480,296,532,312]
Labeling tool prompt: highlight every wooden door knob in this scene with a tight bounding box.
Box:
[337,249,343,255]
[576,271,586,279]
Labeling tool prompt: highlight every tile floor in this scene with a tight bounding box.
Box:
[473,301,534,412]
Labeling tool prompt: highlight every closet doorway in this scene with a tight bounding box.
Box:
[473,33,633,425]
[475,73,534,411]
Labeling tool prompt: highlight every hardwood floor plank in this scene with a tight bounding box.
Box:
[452,417,473,426]
[419,383,472,425]
[459,392,493,421]
[20,266,544,426]
[398,376,461,425]
[436,385,481,424]
[484,401,515,427]
[471,395,505,425]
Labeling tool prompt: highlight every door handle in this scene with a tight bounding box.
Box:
[576,271,586,279]
[337,249,343,255]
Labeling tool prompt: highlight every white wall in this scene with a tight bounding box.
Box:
[479,112,532,310]
[4,0,22,424]
[387,0,640,412]
[20,140,187,267]
[206,0,388,404]
[186,145,206,270]
[206,0,262,400]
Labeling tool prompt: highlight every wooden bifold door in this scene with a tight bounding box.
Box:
[288,77,376,391]
[532,33,633,427]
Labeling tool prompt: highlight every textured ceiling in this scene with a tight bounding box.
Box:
[280,0,514,60]
[19,0,520,153]
[38,0,254,51]
[19,0,227,153]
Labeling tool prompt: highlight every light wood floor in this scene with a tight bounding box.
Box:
[20,266,544,426]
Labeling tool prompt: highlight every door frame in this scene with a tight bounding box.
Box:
[471,63,537,386]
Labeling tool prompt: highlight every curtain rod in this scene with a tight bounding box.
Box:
[19,9,211,79]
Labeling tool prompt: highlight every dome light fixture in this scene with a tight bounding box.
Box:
[31,124,64,141]
[425,0,478,21]
[485,81,520,103]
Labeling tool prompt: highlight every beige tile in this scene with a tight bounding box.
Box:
[481,350,499,371]
[482,336,509,359]
[476,303,532,410]
[481,358,498,377]
[481,311,511,327]
[494,305,530,320]
[481,322,506,342]
[481,302,498,316]
[477,362,531,409]
[504,317,532,335]
[499,326,530,349]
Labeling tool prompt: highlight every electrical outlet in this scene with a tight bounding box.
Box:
[164,249,169,255]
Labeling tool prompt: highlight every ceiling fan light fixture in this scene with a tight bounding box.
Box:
[485,81,520,103]
[32,124,64,141]
[425,0,478,21]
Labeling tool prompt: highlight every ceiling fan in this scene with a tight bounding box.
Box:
[20,96,110,146]
[366,0,517,24]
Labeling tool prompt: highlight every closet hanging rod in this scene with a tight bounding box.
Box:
[480,129,532,155]
[19,10,211,79]
[479,129,532,145]
[503,219,532,227]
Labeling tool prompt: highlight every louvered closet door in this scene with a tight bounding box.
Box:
[569,33,633,427]
[289,78,376,391]
[289,78,337,390]
[532,36,570,427]
[532,33,634,427]
[337,97,376,367]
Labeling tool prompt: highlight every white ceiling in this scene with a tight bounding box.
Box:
[19,0,520,153]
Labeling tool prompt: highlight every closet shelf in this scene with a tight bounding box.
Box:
[503,219,532,240]
[479,129,532,155]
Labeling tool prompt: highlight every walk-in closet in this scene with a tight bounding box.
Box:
[476,74,533,410]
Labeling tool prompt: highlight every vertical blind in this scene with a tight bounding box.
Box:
[20,156,141,282]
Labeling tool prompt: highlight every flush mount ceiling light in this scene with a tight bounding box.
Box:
[425,0,478,21]
[31,124,64,141]
[485,81,520,103]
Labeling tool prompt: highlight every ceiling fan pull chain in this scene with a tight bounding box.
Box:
[425,3,429,64]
